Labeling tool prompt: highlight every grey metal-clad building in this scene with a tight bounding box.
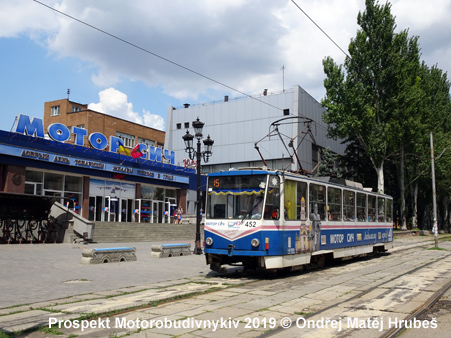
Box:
[165,85,345,175]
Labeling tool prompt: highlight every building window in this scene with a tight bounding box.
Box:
[137,137,155,156]
[137,138,155,149]
[117,132,135,148]
[176,123,182,130]
[51,106,60,116]
[25,170,83,213]
[312,144,319,169]
[283,109,290,116]
[24,170,43,195]
[184,122,189,129]
[72,106,82,112]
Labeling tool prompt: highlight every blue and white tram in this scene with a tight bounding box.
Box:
[204,168,393,271]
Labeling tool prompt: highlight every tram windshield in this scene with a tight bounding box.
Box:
[207,174,268,220]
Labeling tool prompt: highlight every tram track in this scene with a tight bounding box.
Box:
[383,278,451,338]
[258,244,451,337]
[3,239,450,337]
[96,241,451,338]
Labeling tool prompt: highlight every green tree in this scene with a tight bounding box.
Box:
[315,147,342,178]
[321,0,421,194]
[385,32,422,229]
[410,64,451,230]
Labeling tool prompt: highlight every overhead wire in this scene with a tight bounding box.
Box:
[290,0,350,58]
[34,0,337,142]
[33,0,284,113]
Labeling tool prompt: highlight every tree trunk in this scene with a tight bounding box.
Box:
[412,180,418,229]
[375,162,384,194]
[400,147,407,230]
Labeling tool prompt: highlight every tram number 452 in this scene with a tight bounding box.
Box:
[243,221,256,227]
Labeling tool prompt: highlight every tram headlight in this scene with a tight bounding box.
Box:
[251,238,260,247]
[206,237,213,246]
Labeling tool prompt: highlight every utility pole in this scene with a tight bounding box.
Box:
[430,132,438,247]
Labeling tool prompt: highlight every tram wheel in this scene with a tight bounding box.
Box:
[315,254,326,268]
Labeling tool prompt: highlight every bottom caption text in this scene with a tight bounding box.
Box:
[49,316,438,332]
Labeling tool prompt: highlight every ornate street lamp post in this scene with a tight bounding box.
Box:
[183,117,214,254]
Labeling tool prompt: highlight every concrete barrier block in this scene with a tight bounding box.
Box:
[81,247,137,264]
[150,243,191,258]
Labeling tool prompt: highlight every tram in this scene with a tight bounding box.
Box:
[204,168,393,271]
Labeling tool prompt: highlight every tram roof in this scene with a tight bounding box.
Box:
[207,168,272,177]
[207,168,392,198]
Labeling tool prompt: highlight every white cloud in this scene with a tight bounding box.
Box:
[0,0,60,38]
[31,0,288,98]
[89,88,165,130]
[3,0,451,107]
[142,110,165,131]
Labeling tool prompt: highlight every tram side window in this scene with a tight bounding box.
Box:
[211,195,227,219]
[297,181,308,220]
[264,175,280,220]
[343,190,355,221]
[284,180,307,220]
[327,187,341,221]
[309,184,326,221]
[357,193,367,222]
[368,195,376,222]
[284,180,297,220]
[386,199,393,222]
[378,197,385,222]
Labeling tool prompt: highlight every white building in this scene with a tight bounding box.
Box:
[165,85,345,172]
[165,85,346,215]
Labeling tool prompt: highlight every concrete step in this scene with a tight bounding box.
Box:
[91,222,203,243]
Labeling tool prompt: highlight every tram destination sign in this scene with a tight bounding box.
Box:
[13,114,175,164]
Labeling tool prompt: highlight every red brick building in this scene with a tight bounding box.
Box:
[44,99,165,151]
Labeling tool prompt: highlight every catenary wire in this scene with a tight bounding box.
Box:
[33,0,284,113]
[290,0,350,58]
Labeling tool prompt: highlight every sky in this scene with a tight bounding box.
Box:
[1,0,451,133]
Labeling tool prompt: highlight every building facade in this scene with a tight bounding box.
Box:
[0,100,198,224]
[165,85,346,174]
[44,99,165,151]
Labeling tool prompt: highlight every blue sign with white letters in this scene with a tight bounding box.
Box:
[14,114,175,164]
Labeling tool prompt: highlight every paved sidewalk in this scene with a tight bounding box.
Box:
[0,235,431,309]
[0,234,448,337]
[0,240,209,308]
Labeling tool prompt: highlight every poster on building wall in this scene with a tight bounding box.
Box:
[89,179,135,199]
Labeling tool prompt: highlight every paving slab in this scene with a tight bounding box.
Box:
[0,311,73,333]
[1,235,450,337]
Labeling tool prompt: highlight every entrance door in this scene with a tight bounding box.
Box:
[152,201,159,223]
[138,199,151,223]
[120,199,128,222]
[166,198,176,224]
[89,196,104,221]
[151,201,167,223]
[89,196,96,221]
[105,196,119,222]
[135,199,141,223]
[127,199,134,222]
